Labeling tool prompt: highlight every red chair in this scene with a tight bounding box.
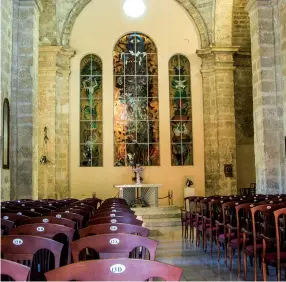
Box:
[1,259,30,281]
[91,211,137,220]
[1,235,63,281]
[20,216,75,229]
[48,211,83,229]
[45,258,183,281]
[79,223,149,238]
[262,207,286,281]
[1,213,30,226]
[1,219,14,235]
[71,233,158,261]
[95,207,135,214]
[87,216,143,226]
[9,223,74,265]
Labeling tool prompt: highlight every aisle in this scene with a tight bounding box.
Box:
[150,227,277,281]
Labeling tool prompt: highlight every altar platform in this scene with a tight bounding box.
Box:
[114,184,162,207]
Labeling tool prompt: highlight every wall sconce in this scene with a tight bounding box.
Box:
[40,127,50,164]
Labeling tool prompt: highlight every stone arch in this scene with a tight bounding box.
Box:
[60,0,210,48]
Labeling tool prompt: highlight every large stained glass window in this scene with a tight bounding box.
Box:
[169,54,193,166]
[114,32,160,166]
[80,54,103,167]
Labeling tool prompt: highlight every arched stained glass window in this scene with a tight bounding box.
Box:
[80,54,103,167]
[169,54,193,166]
[114,32,160,166]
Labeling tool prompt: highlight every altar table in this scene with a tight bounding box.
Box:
[113,184,162,207]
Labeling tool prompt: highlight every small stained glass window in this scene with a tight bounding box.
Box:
[80,54,103,167]
[113,32,160,166]
[169,54,193,166]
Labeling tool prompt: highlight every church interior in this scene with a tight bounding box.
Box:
[0,0,286,281]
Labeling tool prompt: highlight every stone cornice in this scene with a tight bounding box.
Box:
[197,46,240,57]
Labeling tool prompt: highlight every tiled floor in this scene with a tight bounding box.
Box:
[149,227,280,281]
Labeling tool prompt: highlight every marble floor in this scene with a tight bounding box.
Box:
[149,227,281,281]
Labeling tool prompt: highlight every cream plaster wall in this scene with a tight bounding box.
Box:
[69,0,204,206]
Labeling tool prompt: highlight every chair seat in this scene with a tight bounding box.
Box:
[218,232,235,241]
[265,252,286,264]
[198,223,210,231]
[229,237,249,248]
[206,226,218,233]
[245,244,263,254]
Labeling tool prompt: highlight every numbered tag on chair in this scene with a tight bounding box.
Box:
[111,219,117,223]
[13,238,23,245]
[110,264,126,274]
[109,238,120,245]
[110,226,118,231]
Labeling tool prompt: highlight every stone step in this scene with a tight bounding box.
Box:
[143,218,181,228]
[136,211,181,219]
[132,206,181,213]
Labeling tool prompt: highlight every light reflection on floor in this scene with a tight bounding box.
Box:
[150,227,279,281]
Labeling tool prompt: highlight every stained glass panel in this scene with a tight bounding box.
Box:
[80,54,103,167]
[169,54,193,166]
[114,33,160,166]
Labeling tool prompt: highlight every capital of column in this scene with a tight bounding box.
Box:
[19,0,43,13]
[246,0,271,13]
[197,46,239,72]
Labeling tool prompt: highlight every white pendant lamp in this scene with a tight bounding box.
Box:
[123,0,146,18]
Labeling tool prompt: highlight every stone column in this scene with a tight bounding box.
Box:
[38,46,74,199]
[197,47,238,195]
[246,0,285,194]
[11,0,43,200]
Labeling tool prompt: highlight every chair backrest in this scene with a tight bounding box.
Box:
[71,233,158,261]
[10,209,43,217]
[1,259,30,281]
[8,223,74,242]
[87,216,143,226]
[20,216,75,229]
[1,235,63,269]
[2,213,30,226]
[1,219,15,234]
[91,211,136,220]
[95,207,135,214]
[274,207,286,281]
[45,259,183,281]
[48,211,83,229]
[79,223,149,238]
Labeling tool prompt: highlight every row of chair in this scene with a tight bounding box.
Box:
[181,194,286,281]
[1,196,183,281]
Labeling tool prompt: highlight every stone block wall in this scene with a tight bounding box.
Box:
[1,0,13,201]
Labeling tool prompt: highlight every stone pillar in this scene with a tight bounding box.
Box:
[11,0,43,200]
[55,48,75,199]
[197,47,238,195]
[246,0,285,194]
[38,46,74,199]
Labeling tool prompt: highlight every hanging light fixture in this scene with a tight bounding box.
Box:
[123,0,146,18]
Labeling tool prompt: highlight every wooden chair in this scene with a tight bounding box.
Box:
[45,258,183,281]
[88,216,143,226]
[20,216,76,229]
[71,233,158,261]
[48,211,84,229]
[216,201,238,266]
[1,259,30,281]
[235,202,258,279]
[94,207,135,214]
[1,219,14,235]
[9,223,74,265]
[91,211,137,220]
[1,235,63,281]
[181,196,191,238]
[79,223,149,238]
[262,207,286,281]
[251,203,284,281]
[203,199,225,256]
